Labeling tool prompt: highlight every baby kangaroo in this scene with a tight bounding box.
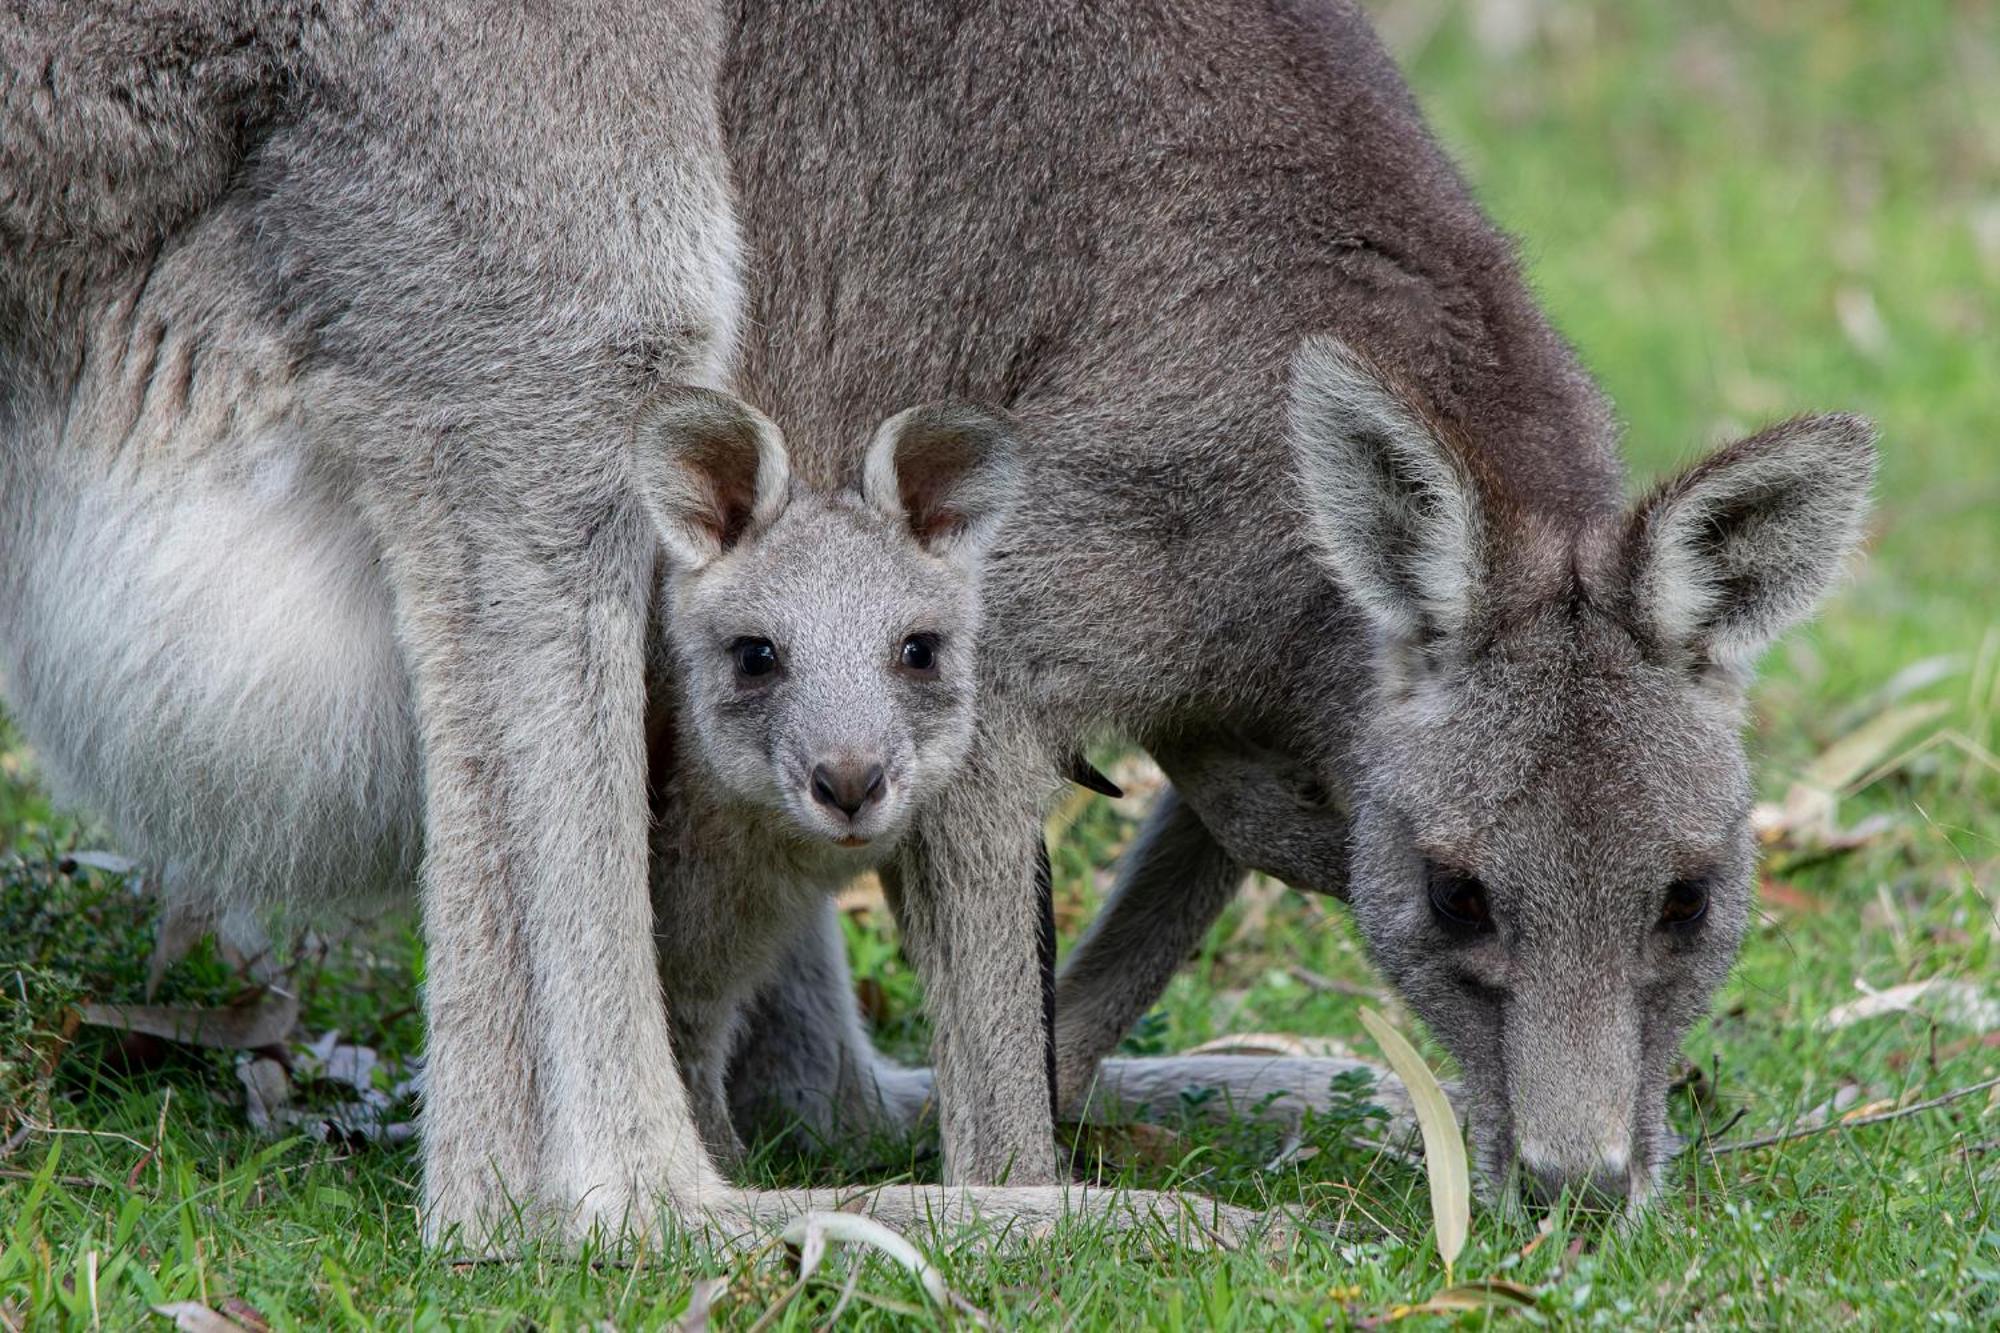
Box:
[636,388,1014,1161]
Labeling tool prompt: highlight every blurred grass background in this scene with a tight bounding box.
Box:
[3,0,1996,1326]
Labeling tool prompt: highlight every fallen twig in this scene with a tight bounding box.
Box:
[1707,1074,2000,1157]
[0,1168,104,1188]
[1287,965,1380,999]
[80,990,298,1050]
[10,1120,154,1155]
[127,1085,171,1188]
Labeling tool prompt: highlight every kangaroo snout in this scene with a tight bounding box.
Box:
[809,758,886,820]
[1517,1135,1636,1208]
[1502,980,1645,1208]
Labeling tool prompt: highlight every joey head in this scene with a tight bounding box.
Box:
[641,390,1014,857]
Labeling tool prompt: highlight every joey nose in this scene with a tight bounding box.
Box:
[810,760,885,819]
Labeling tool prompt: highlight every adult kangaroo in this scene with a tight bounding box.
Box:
[0,0,751,1244]
[3,0,1261,1251]
[719,0,1875,1205]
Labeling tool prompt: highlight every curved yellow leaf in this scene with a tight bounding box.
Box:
[1360,1006,1470,1280]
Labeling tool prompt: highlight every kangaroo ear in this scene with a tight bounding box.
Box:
[861,403,1021,561]
[1287,335,1483,645]
[634,387,790,570]
[1626,414,1876,670]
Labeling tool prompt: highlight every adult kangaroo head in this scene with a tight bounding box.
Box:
[1289,337,1876,1206]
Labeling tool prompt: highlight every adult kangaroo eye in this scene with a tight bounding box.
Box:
[1427,863,1493,934]
[731,637,779,680]
[899,633,941,674]
[1660,877,1710,931]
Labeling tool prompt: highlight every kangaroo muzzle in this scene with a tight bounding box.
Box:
[1504,984,1643,1206]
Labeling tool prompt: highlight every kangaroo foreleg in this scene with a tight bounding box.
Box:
[367,467,719,1248]
[1053,784,1245,1110]
[884,723,1062,1186]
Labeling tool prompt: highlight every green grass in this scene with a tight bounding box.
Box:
[5,0,1998,1325]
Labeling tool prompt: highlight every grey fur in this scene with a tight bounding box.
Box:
[3,0,750,1244]
[716,0,1876,1205]
[1,1,1275,1252]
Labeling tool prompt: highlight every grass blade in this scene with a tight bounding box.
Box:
[1359,1006,1469,1281]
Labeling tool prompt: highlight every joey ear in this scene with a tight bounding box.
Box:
[633,387,790,570]
[1287,336,1483,644]
[861,403,1021,560]
[1626,413,1876,670]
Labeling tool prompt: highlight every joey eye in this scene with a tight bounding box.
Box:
[1427,863,1493,935]
[731,637,779,680]
[899,633,940,674]
[1659,877,1710,931]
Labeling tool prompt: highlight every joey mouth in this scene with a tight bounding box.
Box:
[782,768,908,852]
[789,805,898,849]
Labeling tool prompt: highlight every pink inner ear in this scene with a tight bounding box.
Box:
[910,502,966,546]
[688,434,761,549]
[706,477,754,548]
[898,436,981,544]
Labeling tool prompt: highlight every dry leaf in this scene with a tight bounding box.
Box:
[83,990,299,1051]
[834,874,885,917]
[1834,285,1890,359]
[238,1057,291,1135]
[236,1033,418,1143]
[1067,1121,1185,1171]
[1386,1279,1540,1319]
[151,1304,252,1333]
[1820,979,2000,1032]
[1516,1215,1556,1260]
[672,1276,729,1332]
[1359,1007,1469,1281]
[296,1029,378,1091]
[779,1213,990,1327]
[1796,1083,1863,1130]
[217,1298,271,1333]
[1757,874,1828,918]
[1755,702,1947,845]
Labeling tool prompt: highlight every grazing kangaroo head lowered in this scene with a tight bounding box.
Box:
[636,389,1017,854]
[1289,338,1877,1206]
